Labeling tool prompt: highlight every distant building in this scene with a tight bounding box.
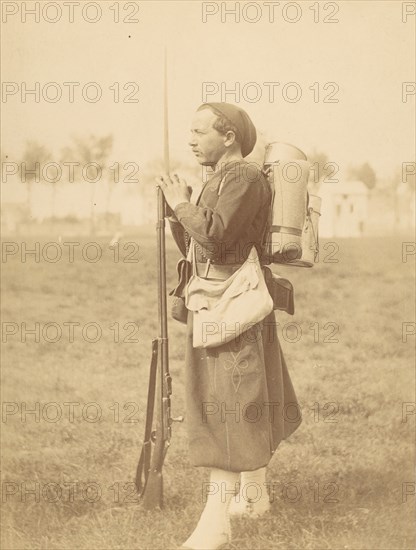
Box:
[319,180,369,238]
[395,181,415,231]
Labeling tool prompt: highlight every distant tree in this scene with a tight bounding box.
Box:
[61,134,113,165]
[61,134,113,233]
[303,149,332,194]
[348,162,377,190]
[20,140,52,212]
[390,165,415,191]
[140,156,202,198]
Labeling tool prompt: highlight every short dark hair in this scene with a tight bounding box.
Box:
[199,105,242,145]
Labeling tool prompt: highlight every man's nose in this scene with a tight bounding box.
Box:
[188,134,197,147]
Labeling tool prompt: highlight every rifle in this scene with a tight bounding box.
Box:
[135,49,183,510]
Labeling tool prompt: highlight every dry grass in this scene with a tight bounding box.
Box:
[1,229,415,549]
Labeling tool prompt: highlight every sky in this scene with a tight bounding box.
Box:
[1,0,415,181]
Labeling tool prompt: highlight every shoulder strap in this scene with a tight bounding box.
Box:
[189,237,211,278]
[218,174,227,196]
[258,171,275,264]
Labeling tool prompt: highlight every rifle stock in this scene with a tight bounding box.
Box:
[140,341,165,511]
[135,339,158,498]
[142,467,163,510]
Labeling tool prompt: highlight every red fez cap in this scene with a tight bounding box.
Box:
[197,102,257,157]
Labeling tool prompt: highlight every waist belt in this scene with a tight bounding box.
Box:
[271,225,303,237]
[195,262,242,280]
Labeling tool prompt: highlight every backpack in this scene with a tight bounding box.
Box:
[262,142,321,268]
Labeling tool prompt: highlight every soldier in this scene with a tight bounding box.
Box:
[156,102,302,550]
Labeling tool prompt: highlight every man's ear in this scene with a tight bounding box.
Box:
[224,130,236,147]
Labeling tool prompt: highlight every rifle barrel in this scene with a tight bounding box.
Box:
[160,46,169,346]
[163,47,170,174]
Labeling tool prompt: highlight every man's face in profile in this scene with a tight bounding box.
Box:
[188,108,227,166]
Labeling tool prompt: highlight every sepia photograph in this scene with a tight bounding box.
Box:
[1,1,415,549]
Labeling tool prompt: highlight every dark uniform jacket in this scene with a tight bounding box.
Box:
[169,160,271,265]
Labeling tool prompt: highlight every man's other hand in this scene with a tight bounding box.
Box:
[156,174,192,212]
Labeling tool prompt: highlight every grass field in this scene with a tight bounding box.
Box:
[1,229,415,549]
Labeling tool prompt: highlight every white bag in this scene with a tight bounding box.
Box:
[185,241,273,349]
